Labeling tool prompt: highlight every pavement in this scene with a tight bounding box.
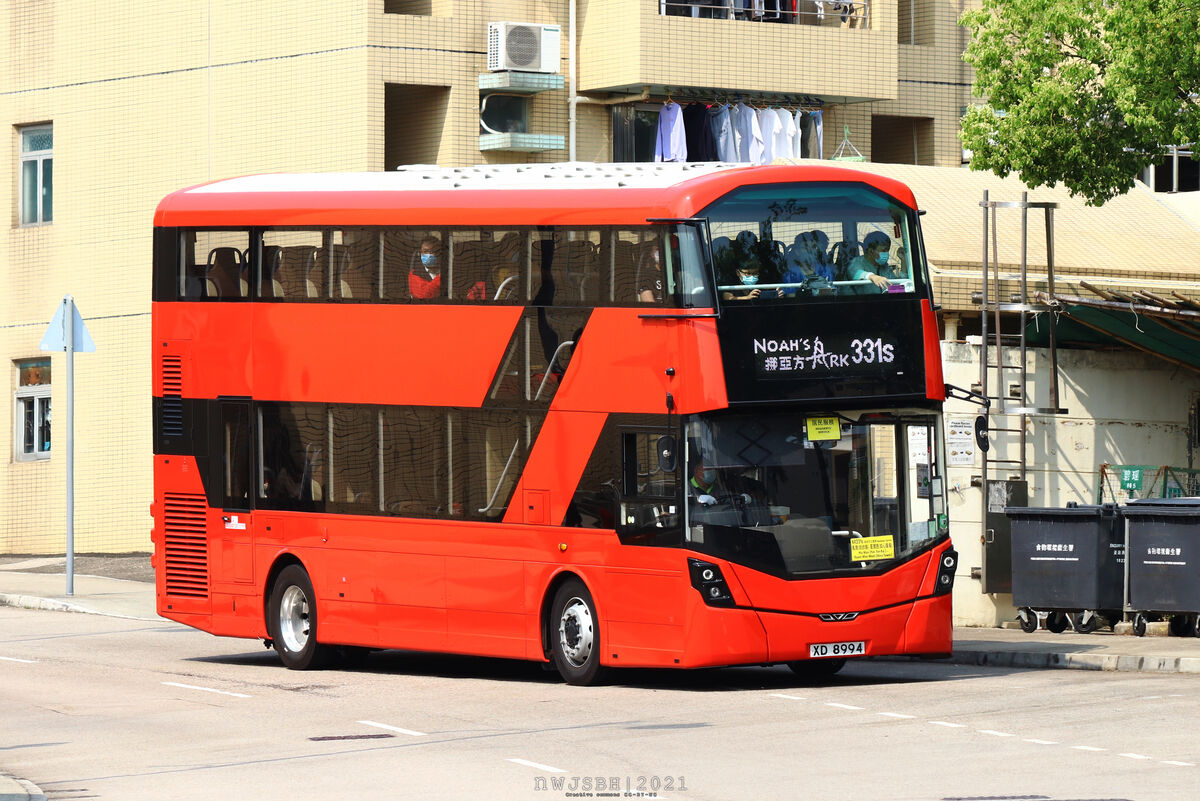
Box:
[3,556,1200,799]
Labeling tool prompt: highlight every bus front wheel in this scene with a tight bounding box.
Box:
[549,579,605,686]
[268,565,331,670]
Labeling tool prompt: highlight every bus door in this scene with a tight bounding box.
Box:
[212,398,254,585]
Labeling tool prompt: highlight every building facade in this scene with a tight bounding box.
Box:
[11,1,1200,630]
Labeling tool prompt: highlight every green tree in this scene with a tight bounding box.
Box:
[961,0,1200,205]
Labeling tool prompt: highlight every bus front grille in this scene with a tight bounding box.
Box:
[163,493,209,598]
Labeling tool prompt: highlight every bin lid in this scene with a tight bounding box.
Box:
[1126,497,1200,506]
[1005,505,1107,518]
[1122,496,1200,519]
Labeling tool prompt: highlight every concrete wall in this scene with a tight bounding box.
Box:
[942,342,1200,626]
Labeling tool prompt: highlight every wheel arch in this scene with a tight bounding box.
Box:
[262,552,307,636]
[539,569,595,660]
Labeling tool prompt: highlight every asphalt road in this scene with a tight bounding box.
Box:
[2,606,1197,801]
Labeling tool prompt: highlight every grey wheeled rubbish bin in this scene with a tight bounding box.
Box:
[1006,504,1124,634]
[1122,498,1200,637]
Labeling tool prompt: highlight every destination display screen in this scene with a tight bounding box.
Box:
[716,299,928,404]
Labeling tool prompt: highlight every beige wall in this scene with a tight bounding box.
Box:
[942,344,1200,626]
[0,0,1150,563]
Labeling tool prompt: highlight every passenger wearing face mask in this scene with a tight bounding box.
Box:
[721,263,768,301]
[409,235,444,299]
[846,231,894,292]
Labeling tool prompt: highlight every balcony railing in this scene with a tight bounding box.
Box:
[659,0,869,27]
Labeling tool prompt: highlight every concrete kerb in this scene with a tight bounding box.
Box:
[0,774,45,801]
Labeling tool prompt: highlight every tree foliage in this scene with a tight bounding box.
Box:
[961,0,1200,205]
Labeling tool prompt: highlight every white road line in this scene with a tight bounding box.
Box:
[0,656,37,663]
[1071,746,1106,752]
[929,721,966,728]
[770,694,806,701]
[161,681,250,698]
[877,712,916,719]
[508,758,567,773]
[1162,761,1195,767]
[825,703,864,710]
[1119,753,1152,760]
[358,720,427,737]
[1024,739,1058,745]
[977,730,1014,737]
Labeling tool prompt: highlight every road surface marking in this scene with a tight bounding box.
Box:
[161,681,250,698]
[1071,746,1106,752]
[0,656,37,663]
[1162,761,1194,767]
[508,758,567,773]
[1118,753,1151,760]
[1024,739,1058,745]
[929,721,965,728]
[977,730,1014,737]
[358,720,427,737]
[769,694,805,700]
[825,703,864,710]
[877,712,916,719]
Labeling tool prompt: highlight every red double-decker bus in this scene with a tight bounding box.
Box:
[151,163,956,684]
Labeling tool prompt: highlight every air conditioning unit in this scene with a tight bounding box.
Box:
[487,22,561,74]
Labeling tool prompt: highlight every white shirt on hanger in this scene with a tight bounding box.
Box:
[734,102,764,164]
[774,108,796,161]
[757,107,777,164]
[655,101,688,162]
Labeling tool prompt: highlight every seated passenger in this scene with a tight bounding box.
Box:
[409,235,444,299]
[637,242,664,303]
[846,231,895,291]
[722,262,765,301]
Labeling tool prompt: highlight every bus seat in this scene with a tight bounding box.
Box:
[206,246,244,298]
[278,245,317,299]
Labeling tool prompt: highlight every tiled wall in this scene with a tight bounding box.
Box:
[0,0,982,553]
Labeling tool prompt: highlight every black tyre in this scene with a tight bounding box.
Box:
[549,579,605,685]
[1045,612,1069,633]
[1133,613,1148,638]
[1168,615,1192,638]
[268,564,331,670]
[1191,615,1200,639]
[1072,611,1101,634]
[787,658,846,679]
[1017,608,1038,633]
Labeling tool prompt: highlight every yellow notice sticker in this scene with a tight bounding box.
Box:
[806,416,841,441]
[850,535,896,562]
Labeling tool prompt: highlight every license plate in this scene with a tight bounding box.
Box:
[809,641,865,658]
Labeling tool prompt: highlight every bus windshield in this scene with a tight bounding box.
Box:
[701,181,924,301]
[683,410,948,577]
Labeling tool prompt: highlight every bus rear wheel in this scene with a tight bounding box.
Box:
[268,565,331,670]
[549,579,605,686]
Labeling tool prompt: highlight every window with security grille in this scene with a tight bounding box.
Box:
[19,124,53,225]
[14,359,52,461]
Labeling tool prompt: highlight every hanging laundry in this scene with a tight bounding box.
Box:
[794,108,807,158]
[757,107,778,163]
[682,101,718,162]
[773,108,795,161]
[812,109,824,158]
[798,110,812,158]
[709,103,738,163]
[734,101,764,163]
[655,101,688,162]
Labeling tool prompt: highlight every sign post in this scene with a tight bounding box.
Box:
[39,296,96,596]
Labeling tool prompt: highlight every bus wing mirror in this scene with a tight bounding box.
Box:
[974,415,990,453]
[657,436,677,473]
